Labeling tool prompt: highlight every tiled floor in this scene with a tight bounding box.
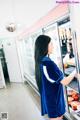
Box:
[0,83,46,120]
[0,82,67,120]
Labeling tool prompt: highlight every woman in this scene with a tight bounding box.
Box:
[35,35,76,120]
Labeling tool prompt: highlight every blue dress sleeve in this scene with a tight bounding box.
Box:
[42,57,64,83]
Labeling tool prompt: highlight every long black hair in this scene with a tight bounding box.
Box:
[35,35,51,92]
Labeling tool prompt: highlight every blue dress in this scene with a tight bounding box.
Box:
[40,56,66,118]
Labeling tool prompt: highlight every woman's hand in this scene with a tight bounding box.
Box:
[61,68,77,86]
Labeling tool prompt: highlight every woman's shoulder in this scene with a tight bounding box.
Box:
[42,56,51,63]
[42,56,50,61]
[41,56,55,66]
[42,56,60,70]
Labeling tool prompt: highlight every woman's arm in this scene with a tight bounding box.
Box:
[60,69,76,86]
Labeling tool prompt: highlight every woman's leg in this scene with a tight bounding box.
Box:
[50,116,63,120]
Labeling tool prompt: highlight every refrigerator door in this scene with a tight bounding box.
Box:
[23,30,42,89]
[58,20,80,119]
[43,22,69,112]
[43,23,63,70]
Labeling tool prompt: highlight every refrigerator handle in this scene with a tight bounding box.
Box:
[72,31,80,73]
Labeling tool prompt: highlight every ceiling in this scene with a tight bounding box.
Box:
[0,0,57,37]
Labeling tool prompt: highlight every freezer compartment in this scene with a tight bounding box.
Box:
[66,87,80,119]
[67,87,80,111]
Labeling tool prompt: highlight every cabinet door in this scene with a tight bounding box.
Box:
[0,60,5,88]
[3,39,22,83]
